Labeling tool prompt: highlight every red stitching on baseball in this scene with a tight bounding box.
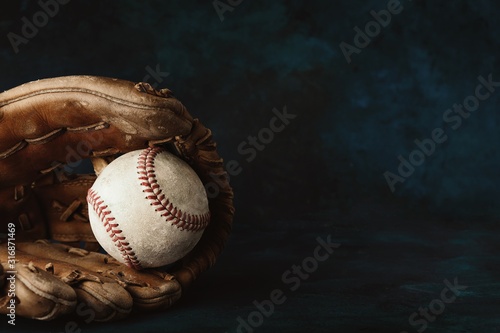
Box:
[137,147,210,231]
[87,189,143,270]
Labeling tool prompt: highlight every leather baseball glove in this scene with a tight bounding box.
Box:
[0,76,234,322]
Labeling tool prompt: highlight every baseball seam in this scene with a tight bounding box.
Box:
[87,189,143,270]
[137,147,210,231]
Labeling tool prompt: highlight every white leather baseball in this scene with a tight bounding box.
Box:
[86,147,210,269]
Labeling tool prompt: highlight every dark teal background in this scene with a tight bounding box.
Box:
[1,0,499,332]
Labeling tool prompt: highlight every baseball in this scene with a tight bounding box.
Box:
[86,147,210,269]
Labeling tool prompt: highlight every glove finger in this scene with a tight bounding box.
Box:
[0,261,77,321]
[0,76,194,188]
[0,244,132,322]
[17,241,182,311]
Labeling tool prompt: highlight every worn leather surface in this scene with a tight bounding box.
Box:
[0,76,234,321]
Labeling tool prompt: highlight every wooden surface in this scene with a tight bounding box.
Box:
[6,201,500,332]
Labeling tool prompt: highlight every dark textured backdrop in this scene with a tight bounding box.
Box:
[1,1,499,332]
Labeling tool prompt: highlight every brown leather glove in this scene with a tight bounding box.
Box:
[0,76,234,321]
